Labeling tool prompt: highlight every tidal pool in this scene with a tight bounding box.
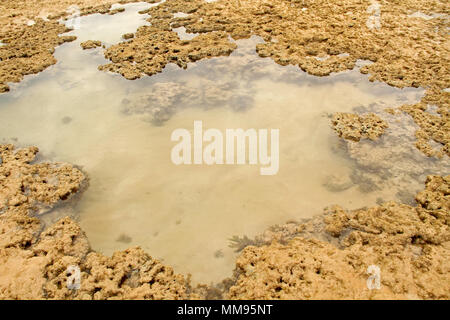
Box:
[0,3,447,284]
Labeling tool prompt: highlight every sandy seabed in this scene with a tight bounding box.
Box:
[0,0,449,299]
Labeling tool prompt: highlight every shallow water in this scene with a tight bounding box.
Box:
[61,2,155,45]
[0,3,447,284]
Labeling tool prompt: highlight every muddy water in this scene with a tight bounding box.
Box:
[0,3,446,284]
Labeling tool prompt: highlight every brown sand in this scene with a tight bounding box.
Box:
[0,0,449,299]
[1,144,448,299]
[331,113,389,142]
[0,0,157,92]
[97,0,449,157]
[1,0,448,157]
[80,40,102,50]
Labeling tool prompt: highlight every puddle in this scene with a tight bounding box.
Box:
[0,3,448,284]
[172,26,198,40]
[60,2,157,45]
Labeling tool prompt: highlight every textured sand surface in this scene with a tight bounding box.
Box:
[0,0,157,92]
[80,40,102,49]
[227,175,449,299]
[1,0,448,156]
[0,145,200,299]
[1,145,448,299]
[331,113,389,142]
[96,0,449,157]
[0,0,449,299]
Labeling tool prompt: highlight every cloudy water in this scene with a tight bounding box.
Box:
[0,3,447,284]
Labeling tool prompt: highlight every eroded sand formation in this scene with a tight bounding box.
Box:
[96,0,449,158]
[0,0,449,300]
[0,20,76,93]
[331,112,388,142]
[330,107,450,199]
[0,145,200,299]
[0,0,448,155]
[80,40,102,49]
[1,144,448,299]
[99,30,237,78]
[227,175,449,299]
[0,0,120,92]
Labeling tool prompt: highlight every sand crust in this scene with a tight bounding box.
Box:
[0,0,449,299]
[97,0,449,157]
[80,40,102,50]
[227,175,449,299]
[331,113,389,142]
[1,0,448,156]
